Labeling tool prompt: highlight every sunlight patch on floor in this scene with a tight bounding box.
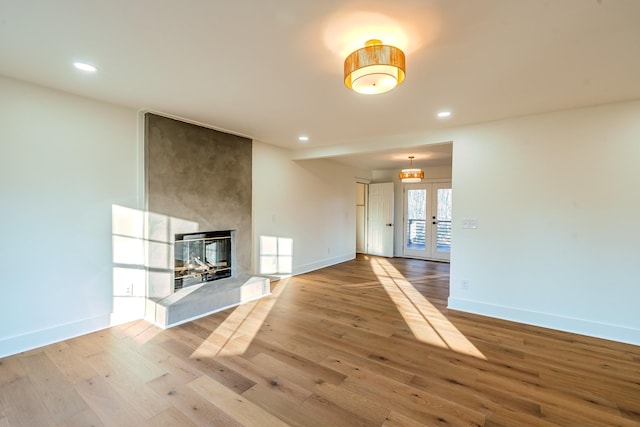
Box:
[191,279,288,358]
[371,257,486,359]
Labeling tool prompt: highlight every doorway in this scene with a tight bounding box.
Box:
[403,182,451,261]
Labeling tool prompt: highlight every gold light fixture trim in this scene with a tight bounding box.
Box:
[344,39,406,95]
[399,156,424,183]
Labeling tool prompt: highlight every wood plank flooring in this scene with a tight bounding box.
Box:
[1,255,639,426]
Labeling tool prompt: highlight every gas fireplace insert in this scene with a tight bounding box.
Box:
[174,230,233,290]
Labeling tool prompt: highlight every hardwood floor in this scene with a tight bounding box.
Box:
[1,255,639,426]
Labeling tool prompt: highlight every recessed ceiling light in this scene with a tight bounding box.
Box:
[437,111,452,118]
[73,62,97,73]
[298,135,309,142]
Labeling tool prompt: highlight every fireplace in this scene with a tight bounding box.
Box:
[174,230,233,290]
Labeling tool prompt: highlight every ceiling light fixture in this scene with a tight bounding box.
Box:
[298,135,309,142]
[344,39,405,95]
[73,62,97,73]
[399,156,424,183]
[437,111,451,118]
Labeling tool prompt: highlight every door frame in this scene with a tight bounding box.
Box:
[355,181,369,254]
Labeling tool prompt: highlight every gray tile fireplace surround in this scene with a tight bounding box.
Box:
[143,112,265,328]
[147,275,271,328]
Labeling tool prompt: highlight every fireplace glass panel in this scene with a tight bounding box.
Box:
[174,230,232,290]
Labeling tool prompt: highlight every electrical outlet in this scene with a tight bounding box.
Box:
[461,280,469,290]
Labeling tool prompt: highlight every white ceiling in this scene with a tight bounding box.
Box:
[1,1,639,171]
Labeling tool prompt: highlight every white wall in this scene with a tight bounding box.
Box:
[252,142,370,275]
[449,101,640,345]
[0,76,140,357]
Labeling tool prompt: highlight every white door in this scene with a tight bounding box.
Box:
[367,182,394,257]
[403,182,452,261]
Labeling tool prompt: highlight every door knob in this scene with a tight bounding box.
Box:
[386,223,393,226]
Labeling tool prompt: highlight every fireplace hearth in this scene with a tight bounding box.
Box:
[174,230,233,290]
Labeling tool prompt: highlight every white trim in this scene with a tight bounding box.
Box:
[0,314,111,358]
[398,255,450,263]
[138,108,252,140]
[448,297,640,346]
[400,177,451,185]
[292,253,355,276]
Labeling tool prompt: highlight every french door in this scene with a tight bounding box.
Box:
[403,182,452,261]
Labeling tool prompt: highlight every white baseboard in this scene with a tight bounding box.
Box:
[448,297,640,346]
[0,314,111,359]
[292,253,355,276]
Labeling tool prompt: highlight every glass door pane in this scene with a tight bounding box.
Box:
[435,187,452,255]
[405,188,427,252]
